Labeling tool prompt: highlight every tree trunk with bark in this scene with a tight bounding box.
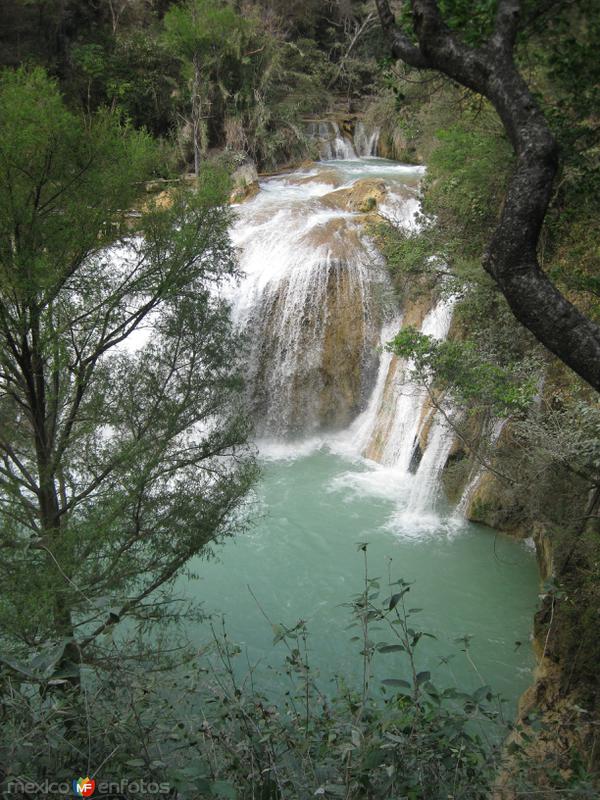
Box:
[375,0,600,394]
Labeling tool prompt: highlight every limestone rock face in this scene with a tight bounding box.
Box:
[378,128,422,164]
[465,470,529,535]
[322,179,388,213]
[363,353,399,462]
[319,260,373,428]
[241,216,384,437]
[230,162,260,203]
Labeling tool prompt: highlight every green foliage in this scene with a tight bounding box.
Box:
[105,31,179,138]
[0,556,509,799]
[424,119,513,264]
[529,1,600,321]
[0,66,156,277]
[163,0,245,64]
[162,0,327,168]
[389,328,536,416]
[0,67,257,663]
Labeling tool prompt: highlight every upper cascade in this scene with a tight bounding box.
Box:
[231,155,457,520]
[305,119,380,160]
[354,121,380,158]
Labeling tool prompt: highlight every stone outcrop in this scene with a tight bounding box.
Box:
[230,162,260,203]
[322,178,388,213]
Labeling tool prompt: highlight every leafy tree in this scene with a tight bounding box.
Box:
[0,67,256,683]
[163,0,247,174]
[374,0,600,394]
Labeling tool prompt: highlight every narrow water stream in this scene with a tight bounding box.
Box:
[184,148,539,719]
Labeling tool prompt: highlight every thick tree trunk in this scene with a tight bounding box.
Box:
[375,0,600,393]
[27,307,80,686]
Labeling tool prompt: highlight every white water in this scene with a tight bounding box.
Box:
[230,169,388,436]
[231,154,463,529]
[355,297,454,470]
[322,121,357,160]
[354,120,380,157]
[305,119,381,161]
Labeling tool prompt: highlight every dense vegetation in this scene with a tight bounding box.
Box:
[373,1,600,790]
[0,1,599,798]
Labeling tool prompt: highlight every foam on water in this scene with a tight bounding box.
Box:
[231,155,462,536]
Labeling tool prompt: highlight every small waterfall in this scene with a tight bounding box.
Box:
[407,416,455,514]
[353,121,380,157]
[305,120,358,160]
[339,297,458,522]
[322,121,357,160]
[345,316,403,456]
[456,418,507,515]
[362,298,454,469]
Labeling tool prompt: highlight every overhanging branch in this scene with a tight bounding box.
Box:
[377,0,600,393]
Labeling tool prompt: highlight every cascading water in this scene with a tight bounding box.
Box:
[358,298,454,471]
[305,120,357,160]
[231,152,459,522]
[230,173,388,436]
[353,121,380,157]
[305,119,381,160]
[182,152,539,714]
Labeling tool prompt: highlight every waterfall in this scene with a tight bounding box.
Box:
[361,298,454,470]
[233,156,459,528]
[332,297,457,524]
[407,416,455,514]
[305,120,358,160]
[231,170,389,437]
[456,418,507,514]
[353,121,380,157]
[322,121,357,160]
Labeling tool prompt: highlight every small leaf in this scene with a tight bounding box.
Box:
[388,593,403,610]
[416,671,431,685]
[272,624,286,645]
[377,644,405,653]
[381,678,411,688]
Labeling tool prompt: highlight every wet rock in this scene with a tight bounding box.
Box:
[322,178,388,213]
[230,162,259,203]
[295,169,343,189]
[465,470,529,536]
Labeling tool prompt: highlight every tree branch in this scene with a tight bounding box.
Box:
[374,0,430,68]
[378,0,600,393]
[490,0,521,53]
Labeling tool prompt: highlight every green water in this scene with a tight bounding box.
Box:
[183,446,539,716]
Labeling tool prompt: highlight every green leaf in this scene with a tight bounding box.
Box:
[272,624,287,644]
[382,678,411,688]
[377,644,405,653]
[416,671,431,685]
[0,655,38,680]
[388,593,403,610]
